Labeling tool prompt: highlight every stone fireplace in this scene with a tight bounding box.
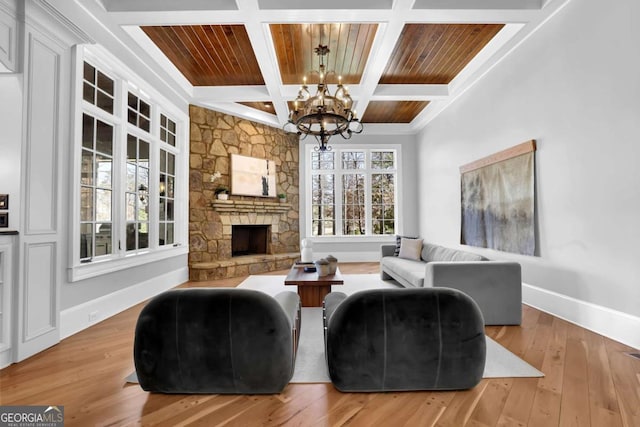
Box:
[188,105,300,281]
[189,199,299,281]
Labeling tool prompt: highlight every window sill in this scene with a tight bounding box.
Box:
[68,245,189,282]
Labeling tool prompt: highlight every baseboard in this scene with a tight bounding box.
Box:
[313,251,379,262]
[523,282,640,350]
[0,350,12,370]
[60,267,188,339]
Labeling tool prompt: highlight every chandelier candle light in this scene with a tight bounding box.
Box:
[285,43,363,151]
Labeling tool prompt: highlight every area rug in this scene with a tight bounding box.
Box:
[126,274,543,384]
[238,274,544,383]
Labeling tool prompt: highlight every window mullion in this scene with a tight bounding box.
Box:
[115,80,128,256]
[364,150,372,236]
[335,167,343,237]
[149,105,159,250]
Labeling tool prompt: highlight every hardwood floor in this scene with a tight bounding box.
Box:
[1,262,638,426]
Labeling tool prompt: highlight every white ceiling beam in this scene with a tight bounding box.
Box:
[360,123,418,135]
[106,9,541,26]
[353,0,415,120]
[101,0,238,12]
[192,86,272,102]
[234,0,290,124]
[412,0,542,9]
[258,0,393,9]
[373,84,449,100]
[195,101,281,128]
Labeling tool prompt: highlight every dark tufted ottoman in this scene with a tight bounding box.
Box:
[323,287,486,392]
[134,288,301,394]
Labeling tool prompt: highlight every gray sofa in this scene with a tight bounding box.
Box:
[381,242,522,325]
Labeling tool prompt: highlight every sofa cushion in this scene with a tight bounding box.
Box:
[421,243,487,262]
[394,235,418,256]
[381,256,425,287]
[398,237,423,261]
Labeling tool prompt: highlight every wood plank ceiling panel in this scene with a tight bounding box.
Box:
[141,25,265,86]
[361,101,430,123]
[379,24,504,84]
[270,23,378,85]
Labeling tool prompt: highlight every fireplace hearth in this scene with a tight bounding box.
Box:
[232,225,270,257]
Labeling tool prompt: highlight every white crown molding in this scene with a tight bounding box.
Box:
[28,0,95,45]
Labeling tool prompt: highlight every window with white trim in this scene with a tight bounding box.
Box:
[75,53,185,277]
[307,146,399,237]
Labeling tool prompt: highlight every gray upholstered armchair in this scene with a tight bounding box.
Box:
[134,288,301,394]
[323,287,486,392]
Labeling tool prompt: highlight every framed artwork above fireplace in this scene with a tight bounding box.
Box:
[230,154,277,197]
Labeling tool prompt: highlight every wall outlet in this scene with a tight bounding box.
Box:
[88,311,99,323]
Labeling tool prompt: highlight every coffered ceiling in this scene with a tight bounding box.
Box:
[96,0,569,134]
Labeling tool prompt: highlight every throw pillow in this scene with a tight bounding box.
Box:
[394,235,418,256]
[398,238,423,261]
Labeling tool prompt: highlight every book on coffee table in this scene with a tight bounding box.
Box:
[293,261,315,268]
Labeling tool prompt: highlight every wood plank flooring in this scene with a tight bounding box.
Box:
[1,263,638,426]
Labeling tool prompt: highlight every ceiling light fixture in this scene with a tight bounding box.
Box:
[284,40,363,152]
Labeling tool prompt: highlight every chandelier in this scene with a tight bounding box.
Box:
[284,43,363,151]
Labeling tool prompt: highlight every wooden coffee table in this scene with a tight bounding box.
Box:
[284,266,344,307]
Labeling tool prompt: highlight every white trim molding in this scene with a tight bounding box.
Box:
[523,282,640,350]
[60,267,188,339]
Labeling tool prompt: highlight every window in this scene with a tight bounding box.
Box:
[73,51,186,280]
[159,149,175,246]
[126,135,150,251]
[83,62,114,114]
[371,151,396,235]
[80,114,114,260]
[308,146,399,237]
[160,114,177,147]
[342,152,365,235]
[310,152,335,236]
[127,92,151,132]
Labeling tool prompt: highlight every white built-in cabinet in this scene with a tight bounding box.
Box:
[0,233,17,368]
[3,1,92,365]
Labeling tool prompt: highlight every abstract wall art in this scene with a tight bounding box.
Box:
[460,140,536,256]
[230,154,277,197]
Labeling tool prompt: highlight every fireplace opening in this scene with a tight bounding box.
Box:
[232,225,270,257]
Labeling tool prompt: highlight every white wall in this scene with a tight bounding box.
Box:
[0,74,22,228]
[299,133,419,261]
[416,0,640,333]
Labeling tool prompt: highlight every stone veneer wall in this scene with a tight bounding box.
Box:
[189,105,300,277]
